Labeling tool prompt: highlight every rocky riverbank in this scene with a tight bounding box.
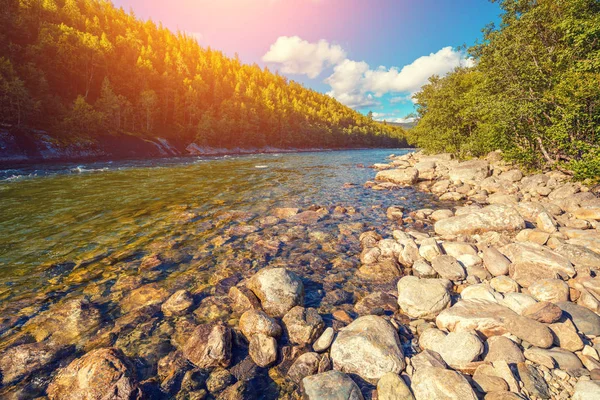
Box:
[1,150,599,399]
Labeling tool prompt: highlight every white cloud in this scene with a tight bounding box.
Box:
[263,37,473,109]
[262,36,346,79]
[325,46,473,106]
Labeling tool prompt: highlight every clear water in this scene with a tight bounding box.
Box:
[0,149,450,397]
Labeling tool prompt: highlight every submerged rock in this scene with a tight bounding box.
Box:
[162,290,194,317]
[47,348,139,400]
[23,298,102,344]
[0,341,70,386]
[183,322,232,369]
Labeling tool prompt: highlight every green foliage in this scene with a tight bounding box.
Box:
[411,0,600,179]
[2,0,406,149]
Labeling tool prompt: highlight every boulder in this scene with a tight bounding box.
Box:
[523,347,583,371]
[288,352,321,383]
[239,310,281,339]
[549,319,584,352]
[430,331,484,368]
[489,276,519,293]
[501,243,575,281]
[500,293,538,315]
[282,306,324,346]
[528,279,570,303]
[449,160,490,182]
[556,301,600,336]
[431,255,466,281]
[249,334,277,368]
[183,322,232,368]
[377,372,415,400]
[572,380,600,400]
[397,276,451,319]
[330,315,405,383]
[434,205,525,236]
[555,244,600,270]
[411,367,478,400]
[436,300,554,348]
[483,336,525,364]
[228,287,261,312]
[247,268,304,317]
[302,370,364,400]
[522,301,563,323]
[376,168,419,185]
[572,206,600,221]
[47,348,139,400]
[461,284,502,303]
[410,349,447,371]
[481,247,511,277]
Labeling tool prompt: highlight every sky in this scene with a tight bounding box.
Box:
[112,0,502,123]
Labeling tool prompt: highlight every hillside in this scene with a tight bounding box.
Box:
[0,0,407,162]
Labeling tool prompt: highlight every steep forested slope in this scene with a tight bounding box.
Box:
[0,0,406,161]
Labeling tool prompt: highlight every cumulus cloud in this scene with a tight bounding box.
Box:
[262,36,346,79]
[263,37,473,109]
[326,46,473,106]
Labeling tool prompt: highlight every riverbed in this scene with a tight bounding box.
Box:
[0,149,451,397]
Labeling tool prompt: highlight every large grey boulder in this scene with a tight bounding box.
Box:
[330,315,405,383]
[434,205,525,236]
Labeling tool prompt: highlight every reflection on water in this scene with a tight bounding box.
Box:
[0,149,451,397]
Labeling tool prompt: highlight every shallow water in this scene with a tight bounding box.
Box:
[0,149,451,397]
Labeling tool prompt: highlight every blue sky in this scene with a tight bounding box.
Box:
[112,0,502,122]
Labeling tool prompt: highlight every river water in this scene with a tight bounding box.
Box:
[0,149,450,397]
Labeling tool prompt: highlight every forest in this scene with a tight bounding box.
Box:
[410,0,600,181]
[0,0,407,152]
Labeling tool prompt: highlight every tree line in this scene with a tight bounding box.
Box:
[410,0,600,181]
[0,0,407,150]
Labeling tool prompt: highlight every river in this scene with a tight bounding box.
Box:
[0,149,450,397]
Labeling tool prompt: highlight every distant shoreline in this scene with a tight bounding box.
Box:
[0,144,413,168]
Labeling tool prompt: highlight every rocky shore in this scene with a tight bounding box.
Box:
[1,150,600,399]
